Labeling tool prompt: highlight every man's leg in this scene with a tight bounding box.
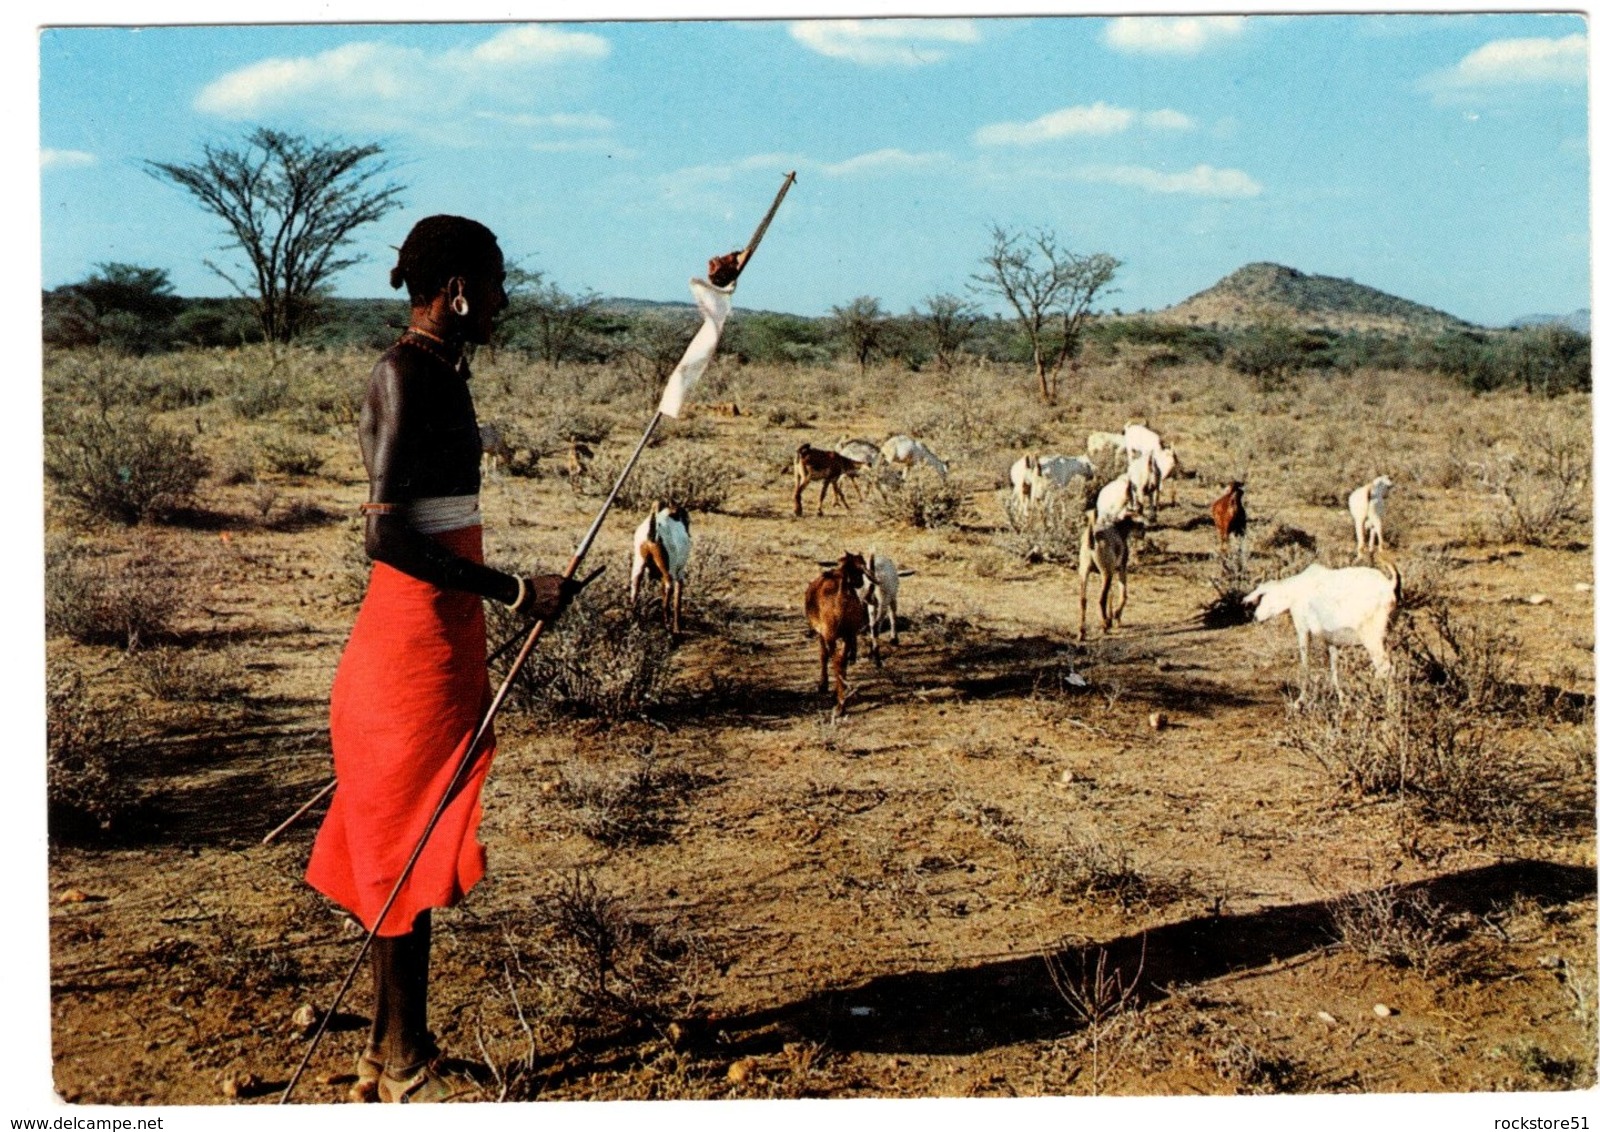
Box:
[369,910,434,1073]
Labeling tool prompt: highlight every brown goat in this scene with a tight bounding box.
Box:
[1077,511,1143,641]
[1210,481,1247,552]
[793,443,863,517]
[804,552,876,714]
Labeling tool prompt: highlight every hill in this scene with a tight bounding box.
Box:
[1153,262,1475,335]
[1509,308,1590,334]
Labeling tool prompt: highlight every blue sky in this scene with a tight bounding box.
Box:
[38,13,1591,326]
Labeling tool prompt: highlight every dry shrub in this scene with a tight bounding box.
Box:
[1476,426,1591,547]
[1396,604,1520,711]
[1211,1037,1306,1094]
[1279,661,1534,831]
[132,646,249,703]
[46,665,142,835]
[45,410,208,525]
[680,530,739,620]
[526,870,713,1032]
[554,747,699,847]
[1025,832,1192,913]
[328,517,371,606]
[580,449,740,514]
[493,585,672,719]
[45,539,181,649]
[254,431,326,477]
[1202,544,1256,627]
[994,491,1084,564]
[870,466,965,530]
[1330,884,1453,977]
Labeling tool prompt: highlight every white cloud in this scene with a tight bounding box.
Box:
[789,19,979,66]
[670,148,939,189]
[1075,163,1262,198]
[476,111,614,131]
[819,148,943,177]
[1423,34,1587,96]
[974,102,1193,147]
[195,28,611,119]
[469,26,608,65]
[41,148,96,169]
[1105,16,1246,56]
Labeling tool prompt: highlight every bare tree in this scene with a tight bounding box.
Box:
[971,225,1120,401]
[914,292,980,372]
[832,295,887,373]
[147,129,403,343]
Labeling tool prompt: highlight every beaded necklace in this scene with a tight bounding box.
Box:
[398,326,467,374]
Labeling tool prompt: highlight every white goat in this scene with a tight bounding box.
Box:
[1243,561,1402,701]
[1348,475,1395,559]
[837,437,888,500]
[1086,430,1129,468]
[629,502,692,634]
[1123,422,1162,462]
[880,434,950,480]
[1150,445,1179,510]
[1096,474,1140,524]
[1010,453,1094,515]
[1126,449,1160,516]
[857,549,914,658]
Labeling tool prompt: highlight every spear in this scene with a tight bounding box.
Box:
[279,172,796,1104]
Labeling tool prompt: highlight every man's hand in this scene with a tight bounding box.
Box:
[518,574,583,621]
[707,250,744,288]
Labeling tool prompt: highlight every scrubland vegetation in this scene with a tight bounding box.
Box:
[42,303,1595,1102]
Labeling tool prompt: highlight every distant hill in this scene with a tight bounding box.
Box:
[1153,262,1475,335]
[1508,308,1590,334]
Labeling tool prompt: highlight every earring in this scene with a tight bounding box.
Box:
[451,295,470,317]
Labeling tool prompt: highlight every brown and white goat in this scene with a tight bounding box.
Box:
[804,552,876,714]
[1210,481,1247,552]
[793,443,863,517]
[1077,511,1144,641]
[630,502,692,634]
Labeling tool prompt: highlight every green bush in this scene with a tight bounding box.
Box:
[45,410,208,525]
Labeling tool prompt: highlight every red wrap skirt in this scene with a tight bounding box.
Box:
[306,525,496,937]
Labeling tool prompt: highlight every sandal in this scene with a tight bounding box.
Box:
[377,1057,484,1104]
[348,1051,385,1104]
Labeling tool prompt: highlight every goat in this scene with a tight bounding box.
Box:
[1123,422,1162,461]
[837,437,888,501]
[1150,445,1180,510]
[479,423,512,477]
[1013,454,1095,517]
[1086,430,1130,468]
[880,434,950,480]
[858,549,914,657]
[1210,481,1247,552]
[1243,561,1402,701]
[1127,449,1160,516]
[629,502,692,634]
[1077,511,1144,641]
[565,438,593,482]
[1095,474,1140,524]
[1349,475,1395,559]
[804,552,876,714]
[793,443,862,517]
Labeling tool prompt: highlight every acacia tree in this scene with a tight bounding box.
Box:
[832,295,887,373]
[915,292,980,371]
[147,129,403,343]
[971,226,1120,401]
[502,266,604,368]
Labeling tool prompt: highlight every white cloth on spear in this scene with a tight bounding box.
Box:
[657,277,734,419]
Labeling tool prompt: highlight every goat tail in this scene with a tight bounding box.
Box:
[1378,556,1403,604]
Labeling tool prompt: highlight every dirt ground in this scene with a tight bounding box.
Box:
[43,354,1597,1105]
